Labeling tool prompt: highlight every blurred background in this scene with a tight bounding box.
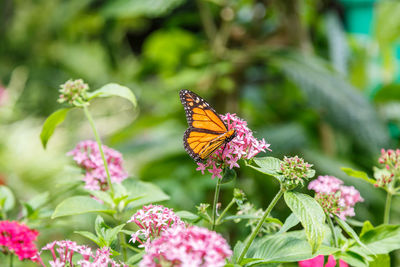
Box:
[1,0,400,265]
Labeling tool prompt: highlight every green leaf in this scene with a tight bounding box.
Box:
[334,251,369,267]
[52,196,116,218]
[122,179,169,209]
[360,221,374,237]
[369,254,390,267]
[284,191,326,253]
[88,190,114,207]
[247,230,338,265]
[104,223,126,245]
[352,224,400,255]
[221,168,236,184]
[247,157,283,182]
[278,213,300,234]
[28,192,49,209]
[127,251,145,264]
[341,167,376,185]
[334,216,375,255]
[175,210,200,222]
[95,215,107,237]
[40,108,71,149]
[75,231,101,246]
[231,240,245,264]
[0,186,15,212]
[102,0,185,19]
[88,83,137,107]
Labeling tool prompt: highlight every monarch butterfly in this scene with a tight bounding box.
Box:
[180,89,236,162]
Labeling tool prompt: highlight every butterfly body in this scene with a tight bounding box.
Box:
[180,89,236,162]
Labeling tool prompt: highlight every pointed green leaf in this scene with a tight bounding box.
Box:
[284,191,326,253]
[221,168,236,184]
[341,167,376,185]
[369,254,390,267]
[52,196,116,218]
[40,108,71,149]
[0,186,15,212]
[360,221,374,237]
[175,211,200,222]
[334,215,375,255]
[88,83,136,107]
[75,231,101,246]
[247,231,338,265]
[278,213,300,234]
[247,157,283,182]
[104,223,126,245]
[122,179,169,209]
[352,224,400,255]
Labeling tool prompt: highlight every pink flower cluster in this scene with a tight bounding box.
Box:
[140,225,232,267]
[375,148,400,187]
[308,176,364,219]
[68,140,128,191]
[280,156,313,187]
[128,204,185,248]
[39,240,126,267]
[0,221,39,261]
[58,79,89,105]
[299,255,348,267]
[196,113,270,179]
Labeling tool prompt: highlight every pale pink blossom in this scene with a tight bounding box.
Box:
[299,255,348,267]
[40,240,126,267]
[308,176,363,220]
[58,79,89,105]
[196,113,270,179]
[140,226,232,267]
[68,140,128,191]
[0,221,39,262]
[128,204,185,248]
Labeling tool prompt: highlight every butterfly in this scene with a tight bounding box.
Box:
[180,89,236,162]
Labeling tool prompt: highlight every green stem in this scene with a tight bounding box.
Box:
[384,192,392,224]
[237,188,284,263]
[215,198,235,226]
[212,178,222,231]
[119,232,127,262]
[83,105,114,195]
[9,254,13,267]
[326,214,338,247]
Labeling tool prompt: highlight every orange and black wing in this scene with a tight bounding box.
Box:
[180,89,234,162]
[179,89,227,133]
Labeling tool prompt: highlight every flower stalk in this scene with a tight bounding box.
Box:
[83,104,114,196]
[384,192,392,224]
[212,178,222,230]
[237,187,284,263]
[215,198,235,226]
[326,213,338,247]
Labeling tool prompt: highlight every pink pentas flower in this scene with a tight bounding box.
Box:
[280,156,313,187]
[39,240,126,267]
[0,221,39,261]
[299,255,348,267]
[375,148,400,187]
[308,175,364,220]
[197,113,271,179]
[128,204,185,248]
[68,140,128,191]
[140,225,232,267]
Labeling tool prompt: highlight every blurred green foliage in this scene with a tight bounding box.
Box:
[2,0,400,265]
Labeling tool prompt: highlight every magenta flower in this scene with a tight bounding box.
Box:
[196,113,270,179]
[299,255,348,267]
[140,225,232,267]
[68,140,128,191]
[128,204,185,248]
[58,79,89,105]
[308,176,364,220]
[0,221,39,261]
[40,240,126,267]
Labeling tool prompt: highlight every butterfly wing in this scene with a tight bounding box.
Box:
[180,89,228,133]
[180,89,235,162]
